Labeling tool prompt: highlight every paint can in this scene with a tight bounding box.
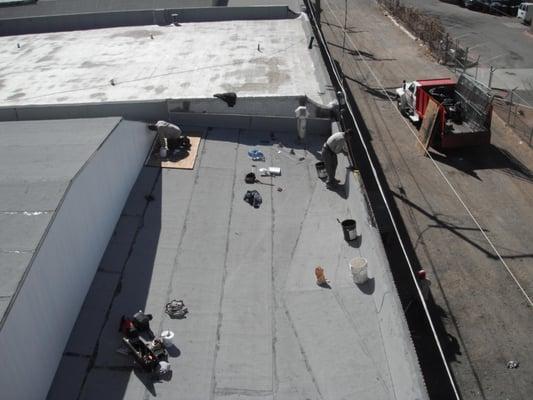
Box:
[341,219,357,241]
[160,330,174,347]
[350,257,369,285]
[315,162,327,179]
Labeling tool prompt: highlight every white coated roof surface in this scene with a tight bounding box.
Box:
[48,127,427,400]
[0,16,325,106]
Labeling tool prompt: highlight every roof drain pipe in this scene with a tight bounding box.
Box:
[302,1,461,400]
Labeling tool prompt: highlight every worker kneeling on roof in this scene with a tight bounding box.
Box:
[148,120,183,151]
[321,129,351,189]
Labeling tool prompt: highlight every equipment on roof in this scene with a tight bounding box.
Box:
[214,92,237,107]
[119,311,169,373]
[245,172,257,184]
[165,299,188,319]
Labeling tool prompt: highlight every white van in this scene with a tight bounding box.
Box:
[517,3,533,25]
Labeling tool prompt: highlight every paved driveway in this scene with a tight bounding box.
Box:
[399,0,533,102]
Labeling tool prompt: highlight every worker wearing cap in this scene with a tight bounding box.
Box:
[148,120,182,150]
[321,129,351,188]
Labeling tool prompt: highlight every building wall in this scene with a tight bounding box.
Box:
[0,120,155,400]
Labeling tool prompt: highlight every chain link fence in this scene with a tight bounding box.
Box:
[376,0,476,71]
[376,0,533,147]
[493,95,533,146]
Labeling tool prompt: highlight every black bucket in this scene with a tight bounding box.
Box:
[315,162,327,179]
[341,219,357,241]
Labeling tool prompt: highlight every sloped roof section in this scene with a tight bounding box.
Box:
[0,117,121,325]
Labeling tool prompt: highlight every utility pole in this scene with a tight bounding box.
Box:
[488,65,496,88]
[443,34,450,65]
[341,0,348,71]
[474,55,480,80]
[463,47,469,73]
[507,88,517,125]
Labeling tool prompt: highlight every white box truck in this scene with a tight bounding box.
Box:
[517,2,532,24]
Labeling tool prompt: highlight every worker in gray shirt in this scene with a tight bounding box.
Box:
[148,120,182,150]
[321,129,351,188]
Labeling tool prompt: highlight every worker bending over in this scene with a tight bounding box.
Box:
[148,120,183,151]
[321,129,351,188]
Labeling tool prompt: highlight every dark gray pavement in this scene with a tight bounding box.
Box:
[47,126,426,399]
[398,0,533,101]
[318,0,533,399]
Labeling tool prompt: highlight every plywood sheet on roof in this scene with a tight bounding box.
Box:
[146,135,201,170]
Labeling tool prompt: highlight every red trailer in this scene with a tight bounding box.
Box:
[396,75,493,150]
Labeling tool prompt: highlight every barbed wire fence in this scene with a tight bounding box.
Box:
[376,0,533,147]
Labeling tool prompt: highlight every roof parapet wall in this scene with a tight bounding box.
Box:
[0,96,334,134]
[0,6,297,36]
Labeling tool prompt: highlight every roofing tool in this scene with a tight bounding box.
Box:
[245,172,273,186]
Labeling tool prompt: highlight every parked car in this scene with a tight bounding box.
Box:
[517,2,533,23]
[464,0,485,9]
[489,0,521,14]
[467,0,493,11]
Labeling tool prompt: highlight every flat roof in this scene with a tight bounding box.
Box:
[0,16,325,106]
[0,117,121,324]
[48,127,427,399]
[0,0,213,17]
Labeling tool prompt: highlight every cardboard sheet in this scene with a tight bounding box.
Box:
[146,135,202,170]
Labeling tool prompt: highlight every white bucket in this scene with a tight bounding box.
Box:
[350,257,369,285]
[161,330,174,347]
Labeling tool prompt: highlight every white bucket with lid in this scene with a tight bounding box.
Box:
[350,257,369,285]
[161,330,174,347]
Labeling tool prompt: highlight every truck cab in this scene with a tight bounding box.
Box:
[396,78,456,125]
[396,81,422,123]
[517,3,533,24]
